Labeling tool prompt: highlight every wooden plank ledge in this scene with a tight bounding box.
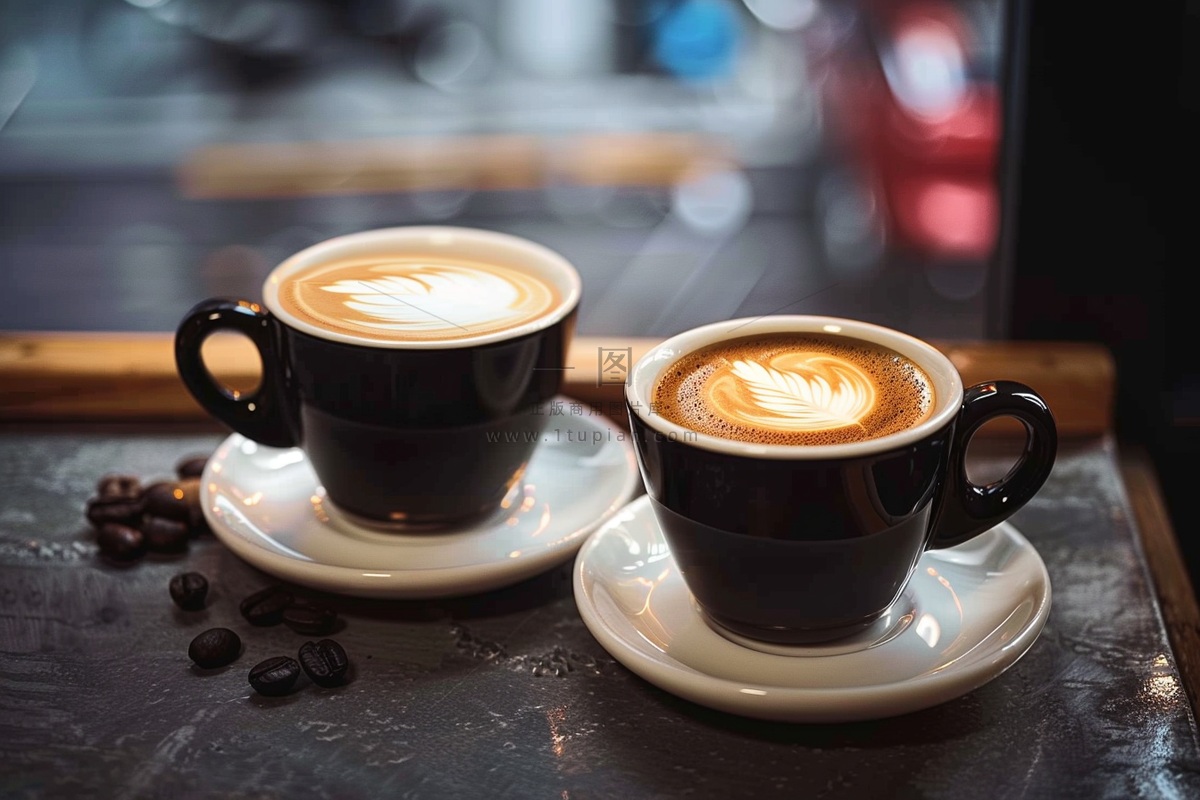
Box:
[178,133,732,200]
[0,332,1114,435]
[1120,447,1200,716]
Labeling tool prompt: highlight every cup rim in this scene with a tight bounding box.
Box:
[625,315,964,460]
[261,226,582,350]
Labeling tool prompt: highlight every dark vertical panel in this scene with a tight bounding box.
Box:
[998,0,1195,568]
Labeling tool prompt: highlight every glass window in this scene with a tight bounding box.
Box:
[0,0,1003,340]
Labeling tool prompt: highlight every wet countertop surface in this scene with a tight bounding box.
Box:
[1,431,1198,799]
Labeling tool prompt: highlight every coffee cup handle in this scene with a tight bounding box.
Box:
[928,380,1058,549]
[175,298,299,448]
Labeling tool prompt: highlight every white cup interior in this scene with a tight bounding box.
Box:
[262,226,581,349]
[626,315,964,460]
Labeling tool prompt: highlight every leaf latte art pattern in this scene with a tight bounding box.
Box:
[652,334,934,445]
[713,354,878,432]
[321,266,550,332]
[278,257,561,342]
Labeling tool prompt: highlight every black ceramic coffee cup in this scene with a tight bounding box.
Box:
[175,227,581,528]
[626,316,1057,644]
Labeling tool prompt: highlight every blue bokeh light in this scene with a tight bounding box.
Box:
[652,0,741,81]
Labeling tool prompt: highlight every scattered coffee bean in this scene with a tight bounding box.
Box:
[189,512,211,537]
[97,523,146,563]
[283,603,338,636]
[142,481,192,523]
[86,495,144,529]
[175,478,207,534]
[189,627,241,669]
[188,515,211,539]
[240,586,294,626]
[176,455,209,479]
[96,474,142,500]
[142,515,189,554]
[169,572,209,610]
[298,639,349,688]
[248,656,301,696]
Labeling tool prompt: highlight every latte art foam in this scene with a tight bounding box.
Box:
[653,334,934,446]
[276,255,561,342]
[721,354,877,431]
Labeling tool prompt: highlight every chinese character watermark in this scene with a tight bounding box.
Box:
[598,347,633,386]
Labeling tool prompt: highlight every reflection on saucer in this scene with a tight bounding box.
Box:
[701,590,918,658]
[573,495,1051,723]
[202,403,639,599]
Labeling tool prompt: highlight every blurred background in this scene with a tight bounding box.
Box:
[0,0,1003,338]
[0,0,1194,594]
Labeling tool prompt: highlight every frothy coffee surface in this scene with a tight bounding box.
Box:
[652,334,934,445]
[275,255,561,342]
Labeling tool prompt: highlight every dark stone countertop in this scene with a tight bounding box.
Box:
[1,431,1198,799]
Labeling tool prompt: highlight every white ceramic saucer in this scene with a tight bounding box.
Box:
[202,407,639,598]
[574,495,1051,723]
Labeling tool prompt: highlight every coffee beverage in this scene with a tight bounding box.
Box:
[628,316,1057,644]
[178,226,580,525]
[274,255,561,343]
[652,333,934,446]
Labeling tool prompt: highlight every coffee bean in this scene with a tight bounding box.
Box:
[96,474,142,500]
[298,639,349,687]
[189,514,211,538]
[142,515,189,554]
[97,523,146,563]
[169,572,209,610]
[240,586,293,626]
[176,455,209,479]
[283,603,337,635]
[176,478,207,535]
[150,477,205,534]
[189,628,241,669]
[189,513,211,537]
[248,656,301,696]
[142,481,192,523]
[86,495,144,528]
